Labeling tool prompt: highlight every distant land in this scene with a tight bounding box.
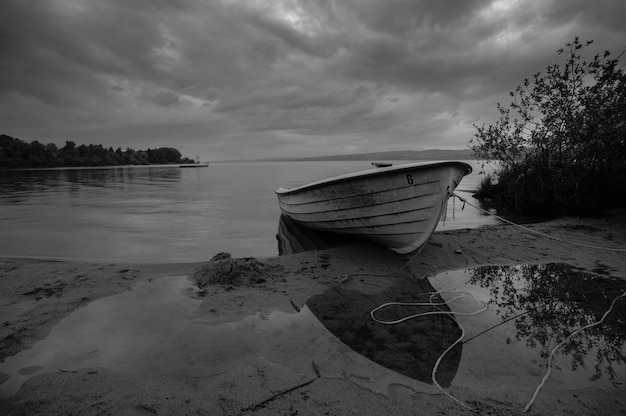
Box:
[257,148,475,162]
[0,134,196,168]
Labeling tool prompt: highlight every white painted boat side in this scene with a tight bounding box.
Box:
[275,161,472,253]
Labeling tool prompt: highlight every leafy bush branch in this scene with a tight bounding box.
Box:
[471,37,626,216]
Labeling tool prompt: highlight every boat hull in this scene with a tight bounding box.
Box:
[275,161,472,253]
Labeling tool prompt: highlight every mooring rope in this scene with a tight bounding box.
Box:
[451,193,626,252]
[370,291,488,411]
[370,292,486,325]
[371,287,626,413]
[522,288,626,412]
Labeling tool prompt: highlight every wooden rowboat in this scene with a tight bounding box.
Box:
[275,161,472,254]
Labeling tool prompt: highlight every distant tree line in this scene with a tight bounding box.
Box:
[0,134,195,168]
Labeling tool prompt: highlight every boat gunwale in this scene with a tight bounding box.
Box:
[275,160,472,195]
[278,179,440,207]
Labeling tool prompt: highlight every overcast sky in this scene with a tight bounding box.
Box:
[1,0,625,161]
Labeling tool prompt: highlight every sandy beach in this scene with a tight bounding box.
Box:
[1,211,626,415]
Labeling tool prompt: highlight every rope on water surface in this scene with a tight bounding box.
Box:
[522,289,626,413]
[452,193,626,252]
[371,288,626,413]
[370,291,488,411]
[370,292,486,325]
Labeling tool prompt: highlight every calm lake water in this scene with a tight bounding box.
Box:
[0,161,496,262]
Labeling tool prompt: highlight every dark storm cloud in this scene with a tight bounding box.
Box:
[0,0,624,160]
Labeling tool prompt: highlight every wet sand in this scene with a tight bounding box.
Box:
[1,211,626,415]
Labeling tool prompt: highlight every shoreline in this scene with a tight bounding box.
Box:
[1,211,626,415]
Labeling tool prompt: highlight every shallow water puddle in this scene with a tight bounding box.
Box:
[429,264,626,390]
[306,263,626,393]
[2,264,624,400]
[0,275,435,399]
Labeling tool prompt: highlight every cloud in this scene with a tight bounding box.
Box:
[142,90,182,107]
[0,0,625,160]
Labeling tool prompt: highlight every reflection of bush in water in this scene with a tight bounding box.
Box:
[469,263,626,385]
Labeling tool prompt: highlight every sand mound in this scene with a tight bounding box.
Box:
[192,252,284,287]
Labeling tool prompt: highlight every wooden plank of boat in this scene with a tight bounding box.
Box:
[275,161,472,254]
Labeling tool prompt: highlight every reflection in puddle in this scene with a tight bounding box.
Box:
[431,264,626,390]
[0,276,202,396]
[308,263,626,392]
[276,214,360,255]
[307,277,462,387]
[0,275,436,399]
